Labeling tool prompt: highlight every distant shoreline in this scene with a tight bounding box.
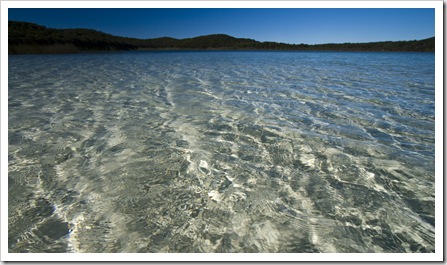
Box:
[8,21,435,55]
[8,46,436,55]
[8,47,436,56]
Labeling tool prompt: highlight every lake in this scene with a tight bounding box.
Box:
[8,51,435,253]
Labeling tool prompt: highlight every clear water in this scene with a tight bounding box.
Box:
[8,51,435,253]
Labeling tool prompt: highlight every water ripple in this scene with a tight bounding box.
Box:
[8,51,435,253]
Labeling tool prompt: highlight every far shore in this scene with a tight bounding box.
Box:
[8,21,435,55]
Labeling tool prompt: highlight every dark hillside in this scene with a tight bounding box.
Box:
[8,21,139,53]
[8,21,435,54]
[178,34,259,49]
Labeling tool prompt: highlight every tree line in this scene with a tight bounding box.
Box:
[8,21,435,54]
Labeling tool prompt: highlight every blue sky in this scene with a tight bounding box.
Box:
[8,8,434,44]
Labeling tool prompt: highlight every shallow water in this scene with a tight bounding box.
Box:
[8,51,435,253]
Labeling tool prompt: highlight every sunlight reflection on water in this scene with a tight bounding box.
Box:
[8,51,435,253]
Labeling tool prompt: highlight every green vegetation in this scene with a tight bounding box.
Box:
[9,21,435,54]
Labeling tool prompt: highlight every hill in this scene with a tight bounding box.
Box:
[8,21,435,54]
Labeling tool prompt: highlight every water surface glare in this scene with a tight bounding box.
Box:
[8,51,435,253]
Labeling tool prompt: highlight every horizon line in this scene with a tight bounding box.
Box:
[8,20,435,47]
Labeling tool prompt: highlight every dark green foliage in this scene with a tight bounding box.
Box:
[310,38,435,52]
[8,21,138,53]
[8,21,435,54]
